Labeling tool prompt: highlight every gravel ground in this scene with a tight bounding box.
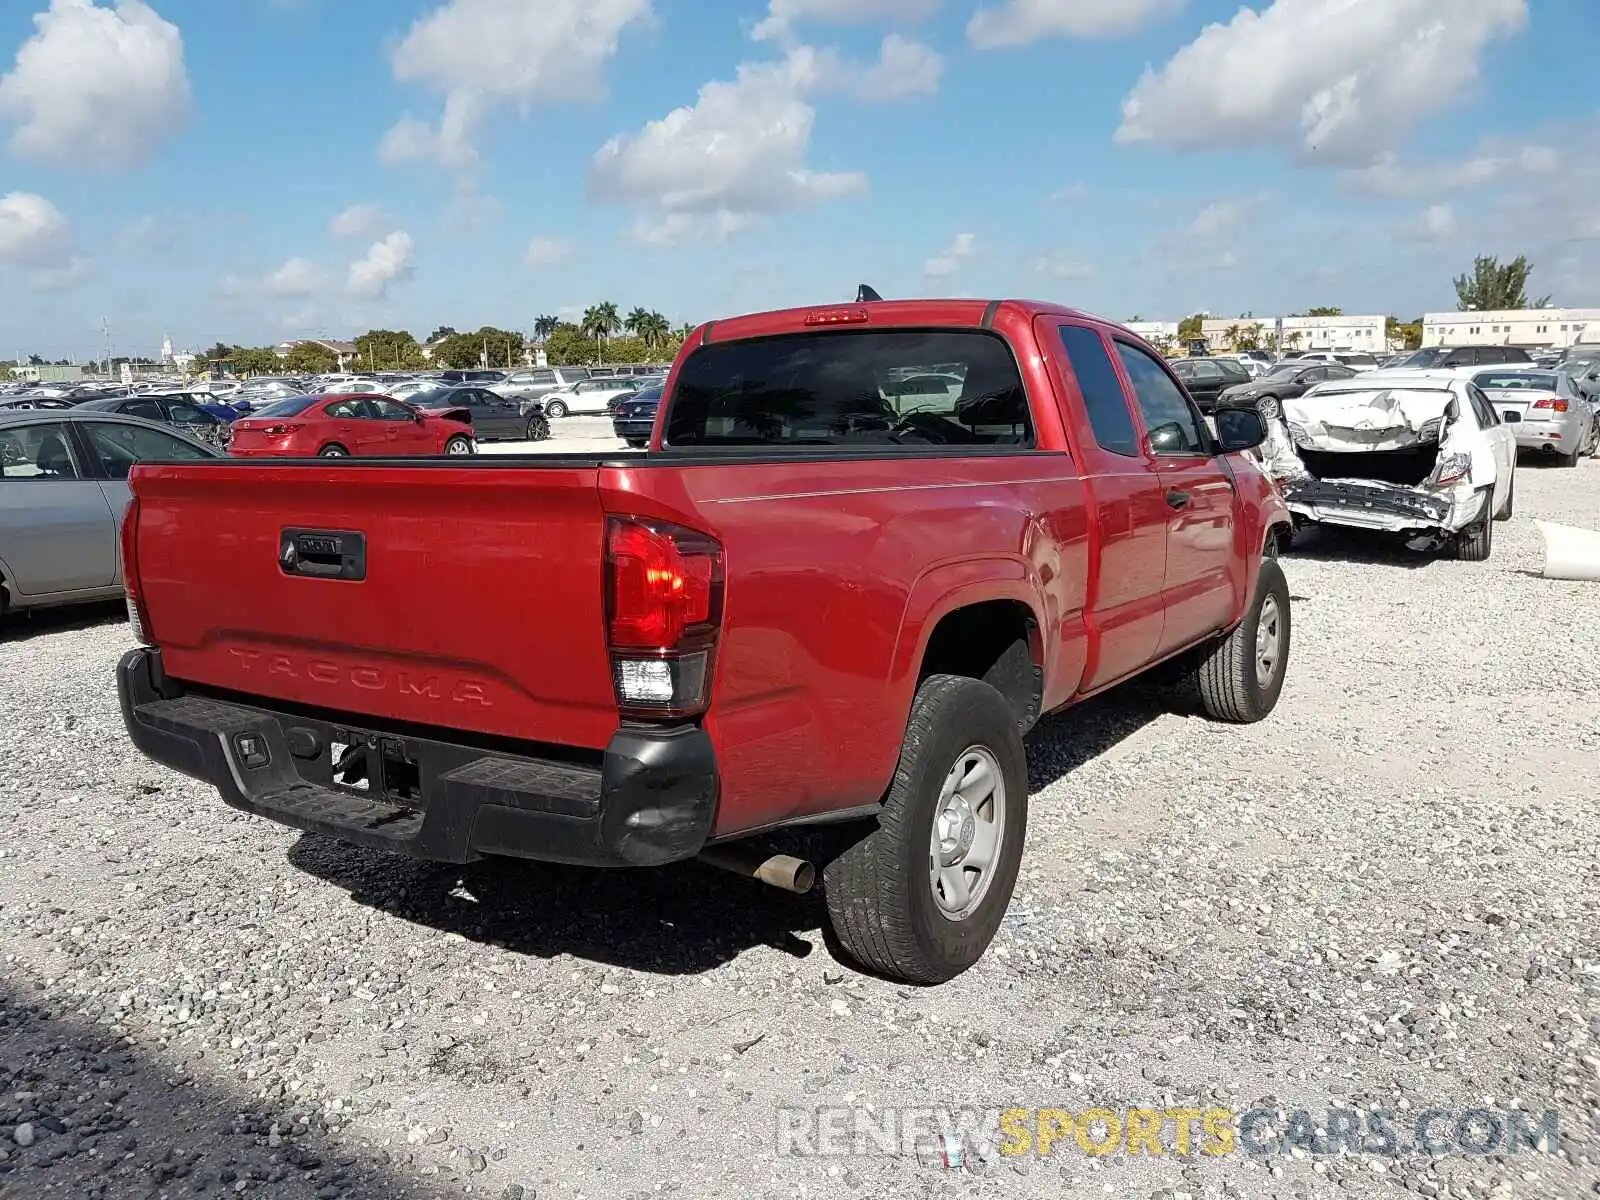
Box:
[1,455,1597,1200]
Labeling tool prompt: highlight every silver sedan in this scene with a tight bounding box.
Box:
[1468,367,1600,466]
[0,410,219,617]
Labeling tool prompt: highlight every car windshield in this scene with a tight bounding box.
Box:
[663,329,1030,448]
[253,395,321,417]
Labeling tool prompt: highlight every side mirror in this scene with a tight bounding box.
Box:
[1214,407,1268,452]
[1147,421,1188,453]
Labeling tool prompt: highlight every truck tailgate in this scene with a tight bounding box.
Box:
[130,462,619,749]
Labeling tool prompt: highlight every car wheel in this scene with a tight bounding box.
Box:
[1589,418,1600,458]
[1193,558,1291,723]
[525,416,550,442]
[444,435,475,456]
[625,437,648,449]
[1454,497,1494,561]
[545,400,568,419]
[823,674,1027,985]
[318,444,348,457]
[1256,394,1282,421]
[1561,443,1582,467]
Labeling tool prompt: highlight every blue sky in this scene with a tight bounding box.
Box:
[0,0,1593,360]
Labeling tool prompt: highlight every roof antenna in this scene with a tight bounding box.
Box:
[855,284,883,303]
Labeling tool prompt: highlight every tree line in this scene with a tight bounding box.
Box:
[185,303,693,377]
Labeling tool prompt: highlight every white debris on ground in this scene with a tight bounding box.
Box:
[0,453,1597,1199]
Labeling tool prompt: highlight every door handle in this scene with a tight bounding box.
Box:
[1165,489,1191,510]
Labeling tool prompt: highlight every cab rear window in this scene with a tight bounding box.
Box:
[662,329,1032,449]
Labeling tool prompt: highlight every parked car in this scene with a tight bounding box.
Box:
[227,393,475,458]
[409,386,549,442]
[1391,345,1533,370]
[1170,355,1254,412]
[1277,369,1517,559]
[76,393,232,450]
[496,366,592,403]
[1215,360,1360,420]
[536,377,642,418]
[610,383,662,447]
[439,369,508,386]
[116,296,1292,984]
[0,410,219,617]
[1461,367,1600,465]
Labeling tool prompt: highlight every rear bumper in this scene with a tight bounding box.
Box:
[117,647,718,868]
[1282,478,1454,532]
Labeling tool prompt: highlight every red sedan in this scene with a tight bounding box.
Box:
[228,393,475,458]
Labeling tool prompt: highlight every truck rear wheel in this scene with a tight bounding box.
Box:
[1194,558,1291,723]
[823,674,1027,985]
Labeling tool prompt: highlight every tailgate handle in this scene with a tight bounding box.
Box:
[279,529,366,581]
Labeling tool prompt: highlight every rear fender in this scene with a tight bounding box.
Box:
[887,557,1048,732]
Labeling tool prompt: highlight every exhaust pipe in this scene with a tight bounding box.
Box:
[698,844,816,894]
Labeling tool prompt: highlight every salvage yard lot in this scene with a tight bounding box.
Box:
[1,453,1597,1199]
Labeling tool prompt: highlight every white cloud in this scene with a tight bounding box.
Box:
[264,256,325,297]
[328,203,388,238]
[1339,143,1559,199]
[923,232,976,278]
[1399,203,1458,243]
[0,0,190,170]
[524,235,577,267]
[832,34,941,101]
[1187,193,1269,239]
[588,49,869,246]
[1116,0,1528,162]
[381,0,650,168]
[346,231,415,300]
[1047,182,1089,204]
[752,0,936,42]
[0,192,72,267]
[1031,253,1095,280]
[30,254,96,292]
[968,0,1182,48]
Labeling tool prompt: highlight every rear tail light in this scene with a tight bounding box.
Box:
[121,495,152,645]
[1531,397,1569,413]
[604,516,724,719]
[804,307,870,326]
[255,423,301,436]
[1430,452,1473,486]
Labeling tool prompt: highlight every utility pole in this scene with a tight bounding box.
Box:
[101,317,112,378]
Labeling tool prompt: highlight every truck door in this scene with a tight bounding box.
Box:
[1045,320,1167,691]
[1110,339,1239,656]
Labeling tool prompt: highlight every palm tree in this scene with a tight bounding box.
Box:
[638,311,670,352]
[1223,323,1242,350]
[533,314,558,342]
[582,302,621,363]
[624,307,650,339]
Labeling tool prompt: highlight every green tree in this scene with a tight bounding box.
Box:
[27,354,44,366]
[639,311,671,352]
[1126,313,1145,322]
[426,325,458,345]
[1386,315,1423,350]
[1223,323,1242,350]
[1177,313,1204,339]
[1453,254,1549,311]
[354,329,424,370]
[582,302,621,362]
[533,314,559,341]
[284,342,338,374]
[1305,306,1343,317]
[228,347,281,376]
[435,326,525,369]
[1235,324,1262,352]
[544,322,593,366]
[624,306,650,339]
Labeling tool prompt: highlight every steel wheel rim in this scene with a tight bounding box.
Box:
[928,746,1005,922]
[1255,593,1283,687]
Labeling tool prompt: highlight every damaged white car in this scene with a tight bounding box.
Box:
[1271,370,1517,560]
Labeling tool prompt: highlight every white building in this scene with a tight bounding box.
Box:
[1276,314,1385,353]
[1122,320,1178,349]
[1200,318,1270,350]
[1421,308,1600,350]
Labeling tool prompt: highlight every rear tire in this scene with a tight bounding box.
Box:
[317,444,348,457]
[525,415,550,442]
[1495,476,1514,520]
[823,675,1027,985]
[545,400,568,419]
[1194,558,1291,724]
[625,437,648,449]
[1454,500,1494,561]
[1561,445,1582,467]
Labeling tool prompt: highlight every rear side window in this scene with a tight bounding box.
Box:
[663,329,1033,449]
[1058,325,1137,456]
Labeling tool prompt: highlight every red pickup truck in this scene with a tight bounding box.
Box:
[117,299,1291,984]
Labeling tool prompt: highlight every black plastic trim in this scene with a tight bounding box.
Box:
[117,649,718,868]
[980,300,1002,330]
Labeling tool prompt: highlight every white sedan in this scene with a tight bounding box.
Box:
[539,377,644,418]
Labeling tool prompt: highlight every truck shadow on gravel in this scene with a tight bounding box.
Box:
[284,690,1167,977]
[0,980,487,1199]
[1285,525,1438,569]
[0,600,126,642]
